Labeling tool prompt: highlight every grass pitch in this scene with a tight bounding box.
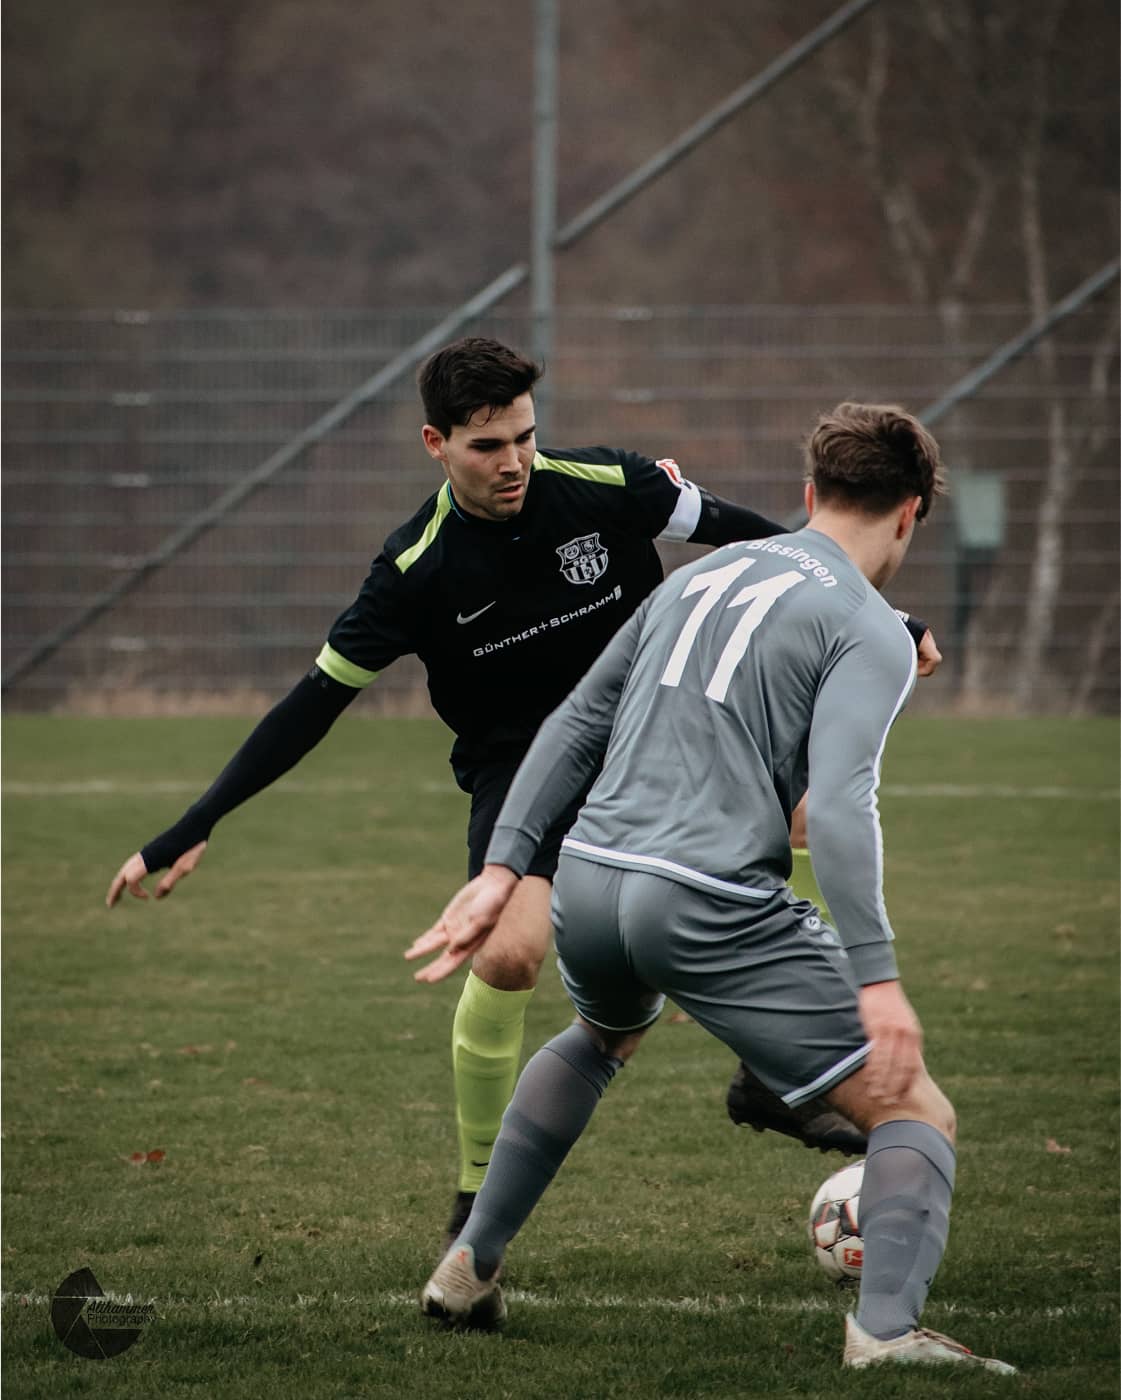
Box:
[2,714,1118,1399]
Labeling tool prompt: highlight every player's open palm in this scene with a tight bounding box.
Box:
[105,841,208,908]
[406,865,518,983]
[857,980,924,1105]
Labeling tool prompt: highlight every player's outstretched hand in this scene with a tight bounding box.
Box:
[857,980,924,1105]
[105,841,208,908]
[915,628,942,677]
[406,865,519,984]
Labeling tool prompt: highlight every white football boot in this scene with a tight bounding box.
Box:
[844,1313,1016,1374]
[420,1243,506,1329]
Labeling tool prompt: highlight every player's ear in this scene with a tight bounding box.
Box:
[896,496,922,539]
[803,481,815,517]
[421,424,447,462]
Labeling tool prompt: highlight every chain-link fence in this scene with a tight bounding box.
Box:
[3,304,1117,714]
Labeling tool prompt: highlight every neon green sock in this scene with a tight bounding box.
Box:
[452,971,535,1193]
[790,846,833,924]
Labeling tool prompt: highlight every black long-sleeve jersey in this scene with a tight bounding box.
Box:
[318,446,775,768]
[138,448,803,870]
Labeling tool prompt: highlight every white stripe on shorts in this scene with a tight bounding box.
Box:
[783,1042,871,1108]
[561,838,775,900]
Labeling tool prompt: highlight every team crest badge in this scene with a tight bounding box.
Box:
[556,532,609,586]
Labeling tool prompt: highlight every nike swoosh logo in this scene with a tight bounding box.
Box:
[457,602,497,625]
[470,1160,490,1168]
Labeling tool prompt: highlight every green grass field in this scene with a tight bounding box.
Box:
[3,714,1118,1399]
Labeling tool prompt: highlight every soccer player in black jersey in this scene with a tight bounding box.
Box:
[106,337,937,1246]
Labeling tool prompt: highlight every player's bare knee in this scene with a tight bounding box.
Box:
[892,1069,955,1140]
[470,877,553,989]
[877,1075,956,1141]
[470,943,544,991]
[826,1067,955,1142]
[923,1079,956,1142]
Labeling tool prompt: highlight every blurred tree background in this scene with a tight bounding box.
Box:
[4,0,1116,310]
[2,0,1117,713]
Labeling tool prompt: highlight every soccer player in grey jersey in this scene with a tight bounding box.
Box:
[410,402,1015,1375]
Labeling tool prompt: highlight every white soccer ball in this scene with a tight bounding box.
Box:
[808,1160,865,1283]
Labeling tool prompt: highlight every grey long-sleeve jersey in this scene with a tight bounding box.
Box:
[486,527,917,985]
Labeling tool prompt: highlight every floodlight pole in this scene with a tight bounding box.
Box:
[531,0,559,437]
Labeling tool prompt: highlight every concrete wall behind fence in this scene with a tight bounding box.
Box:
[3,304,1117,715]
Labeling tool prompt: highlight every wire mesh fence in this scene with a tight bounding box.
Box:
[3,303,1117,714]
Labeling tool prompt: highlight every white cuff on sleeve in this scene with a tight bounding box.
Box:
[657,479,703,542]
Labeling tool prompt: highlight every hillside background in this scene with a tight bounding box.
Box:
[2,0,1118,712]
[5,0,1116,308]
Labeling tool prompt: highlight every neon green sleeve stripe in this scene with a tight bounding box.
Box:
[395,482,453,573]
[533,452,625,486]
[316,643,379,689]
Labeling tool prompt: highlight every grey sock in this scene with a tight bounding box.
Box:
[855,1119,956,1341]
[457,1023,622,1279]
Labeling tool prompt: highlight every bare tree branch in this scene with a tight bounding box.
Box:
[1068,298,1121,472]
[1011,0,1074,710]
[1072,585,1121,716]
[823,16,930,300]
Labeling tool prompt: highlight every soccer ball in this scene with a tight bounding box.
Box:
[808,1160,864,1283]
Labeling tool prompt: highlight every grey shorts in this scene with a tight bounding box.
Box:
[551,854,870,1108]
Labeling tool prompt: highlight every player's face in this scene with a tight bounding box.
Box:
[423,394,537,522]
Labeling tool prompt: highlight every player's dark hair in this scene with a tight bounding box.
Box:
[806,402,946,522]
[418,337,544,436]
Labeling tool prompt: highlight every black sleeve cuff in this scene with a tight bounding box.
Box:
[893,611,930,650]
[688,489,784,547]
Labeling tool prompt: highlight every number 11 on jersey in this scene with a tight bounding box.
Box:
[659,558,806,702]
